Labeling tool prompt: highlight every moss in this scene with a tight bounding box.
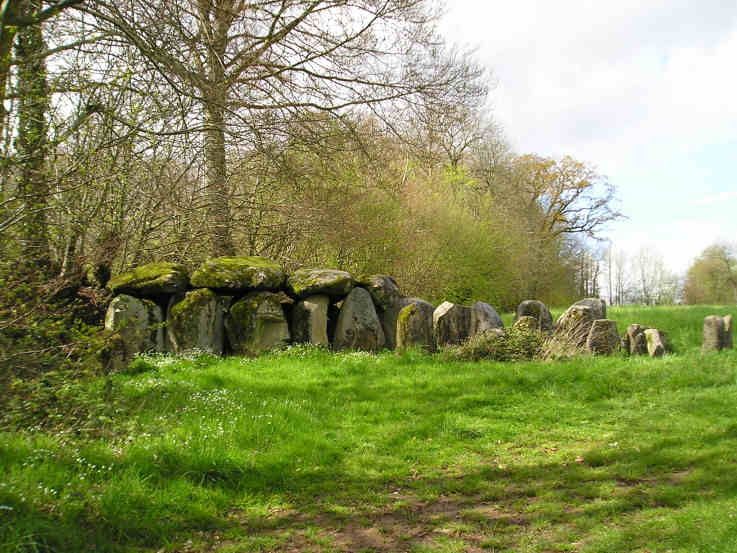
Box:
[226,292,288,355]
[168,289,216,340]
[190,257,284,291]
[397,303,416,328]
[107,262,188,296]
[287,268,354,298]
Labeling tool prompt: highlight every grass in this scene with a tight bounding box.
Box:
[2,304,737,552]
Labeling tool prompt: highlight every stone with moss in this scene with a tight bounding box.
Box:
[190,256,285,292]
[471,302,504,335]
[357,274,400,311]
[290,295,329,345]
[433,301,472,347]
[167,289,228,355]
[585,319,620,355]
[105,294,164,354]
[334,287,385,351]
[514,300,554,332]
[573,297,606,320]
[396,300,435,352]
[286,268,354,299]
[512,315,538,332]
[107,262,189,297]
[554,304,595,348]
[226,292,290,355]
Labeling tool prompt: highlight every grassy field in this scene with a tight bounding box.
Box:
[2,305,737,553]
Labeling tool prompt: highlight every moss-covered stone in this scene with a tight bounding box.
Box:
[514,300,554,332]
[396,300,435,352]
[104,294,164,353]
[190,257,285,292]
[167,289,227,354]
[286,268,354,299]
[107,262,189,296]
[356,274,400,311]
[226,292,290,355]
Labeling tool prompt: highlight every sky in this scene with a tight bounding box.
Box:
[439,0,737,274]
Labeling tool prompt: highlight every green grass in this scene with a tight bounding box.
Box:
[2,305,737,552]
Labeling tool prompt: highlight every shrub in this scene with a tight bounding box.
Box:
[446,326,543,362]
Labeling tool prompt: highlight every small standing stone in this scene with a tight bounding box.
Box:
[433,301,472,347]
[396,301,436,352]
[167,289,228,355]
[290,295,329,345]
[723,315,734,349]
[514,300,554,332]
[470,302,504,335]
[703,315,733,351]
[226,292,290,356]
[586,319,620,355]
[644,328,667,358]
[622,323,648,356]
[334,287,386,351]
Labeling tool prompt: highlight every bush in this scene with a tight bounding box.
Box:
[446,326,543,362]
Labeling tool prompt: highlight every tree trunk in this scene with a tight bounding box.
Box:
[204,101,235,257]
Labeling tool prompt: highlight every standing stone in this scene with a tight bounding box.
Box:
[514,300,554,332]
[586,319,621,355]
[555,305,595,348]
[433,301,473,347]
[382,297,434,350]
[286,268,354,299]
[622,324,650,356]
[703,315,733,352]
[471,302,504,335]
[190,256,285,292]
[644,328,667,358]
[167,289,227,355]
[357,275,400,311]
[396,301,435,352]
[105,294,165,354]
[573,298,607,320]
[334,287,386,351]
[226,292,290,356]
[107,262,189,297]
[290,295,329,346]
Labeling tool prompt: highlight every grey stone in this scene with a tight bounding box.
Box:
[190,256,285,292]
[290,295,329,345]
[703,315,733,352]
[514,300,554,332]
[226,292,290,356]
[433,301,472,347]
[104,294,165,361]
[334,287,386,351]
[396,301,435,352]
[167,289,227,355]
[586,319,620,355]
[357,274,400,311]
[622,323,648,356]
[381,297,434,350]
[724,315,733,349]
[470,302,504,335]
[573,298,607,320]
[286,268,354,299]
[645,328,667,358]
[555,304,595,348]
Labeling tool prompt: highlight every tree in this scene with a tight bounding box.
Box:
[683,243,737,304]
[630,246,680,305]
[87,0,484,256]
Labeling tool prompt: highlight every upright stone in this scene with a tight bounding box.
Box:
[382,297,434,350]
[226,292,290,355]
[290,295,329,345]
[286,268,354,299]
[357,275,400,311]
[433,301,472,347]
[334,287,385,351]
[723,315,734,349]
[573,298,607,320]
[167,289,227,355]
[105,294,165,354]
[514,300,554,332]
[107,262,189,297]
[622,323,648,356]
[555,304,595,348]
[644,328,667,358]
[396,301,435,352]
[471,302,504,335]
[703,315,733,352]
[586,319,620,355]
[190,256,285,292]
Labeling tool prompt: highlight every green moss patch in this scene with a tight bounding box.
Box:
[107,262,189,296]
[190,257,284,291]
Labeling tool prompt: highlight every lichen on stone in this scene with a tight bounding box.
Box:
[107,262,189,296]
[190,256,285,291]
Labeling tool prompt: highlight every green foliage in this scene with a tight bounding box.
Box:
[445,326,543,362]
[683,243,737,304]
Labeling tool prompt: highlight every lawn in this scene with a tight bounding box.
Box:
[2,305,737,552]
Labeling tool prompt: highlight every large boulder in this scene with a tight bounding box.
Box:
[226,292,290,356]
[622,323,648,356]
[290,295,329,346]
[190,256,284,292]
[433,301,472,347]
[167,289,228,355]
[645,328,668,358]
[555,304,595,348]
[703,315,733,352]
[586,319,620,355]
[573,298,607,320]
[471,302,504,335]
[105,294,165,355]
[286,268,354,299]
[514,300,554,332]
[357,274,400,311]
[334,287,385,351]
[396,300,435,352]
[381,297,434,350]
[107,262,188,297]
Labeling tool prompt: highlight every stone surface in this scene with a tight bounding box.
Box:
[105,294,165,355]
[290,295,329,345]
[470,302,504,335]
[622,323,649,356]
[586,319,620,355]
[357,274,400,311]
[286,268,354,299]
[433,301,472,347]
[226,292,290,356]
[107,262,188,297]
[396,301,436,352]
[555,304,595,348]
[514,300,554,332]
[190,256,284,292]
[381,297,434,350]
[167,289,227,355]
[645,328,667,358]
[334,287,386,351]
[703,315,733,352]
[573,297,607,320]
